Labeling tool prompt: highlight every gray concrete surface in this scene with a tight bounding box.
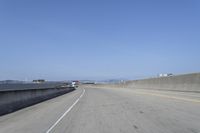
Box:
[94,73,200,92]
[0,87,200,133]
[125,73,200,92]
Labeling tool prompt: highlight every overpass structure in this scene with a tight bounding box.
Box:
[0,73,200,133]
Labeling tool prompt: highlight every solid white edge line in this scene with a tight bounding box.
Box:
[46,88,85,133]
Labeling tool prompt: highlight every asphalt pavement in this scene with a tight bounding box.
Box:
[0,87,200,133]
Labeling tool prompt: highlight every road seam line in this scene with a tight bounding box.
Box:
[46,88,85,133]
[133,91,200,103]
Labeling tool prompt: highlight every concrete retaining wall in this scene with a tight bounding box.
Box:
[93,73,200,92]
[124,73,200,92]
[0,87,75,116]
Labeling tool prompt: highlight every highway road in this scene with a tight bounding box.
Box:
[0,86,200,133]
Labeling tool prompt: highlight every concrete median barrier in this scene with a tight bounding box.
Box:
[0,86,75,116]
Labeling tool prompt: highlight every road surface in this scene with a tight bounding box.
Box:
[0,87,200,133]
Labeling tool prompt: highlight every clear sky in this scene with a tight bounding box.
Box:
[0,0,200,80]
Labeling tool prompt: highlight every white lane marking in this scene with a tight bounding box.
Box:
[46,88,85,133]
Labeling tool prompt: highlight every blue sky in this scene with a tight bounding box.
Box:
[0,0,200,80]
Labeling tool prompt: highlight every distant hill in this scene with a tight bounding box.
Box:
[0,80,25,84]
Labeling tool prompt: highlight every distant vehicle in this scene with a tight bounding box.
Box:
[72,81,79,88]
[64,81,79,88]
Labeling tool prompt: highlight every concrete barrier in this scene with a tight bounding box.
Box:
[92,73,200,92]
[0,87,75,116]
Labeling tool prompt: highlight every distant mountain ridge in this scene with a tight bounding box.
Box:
[0,80,26,84]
